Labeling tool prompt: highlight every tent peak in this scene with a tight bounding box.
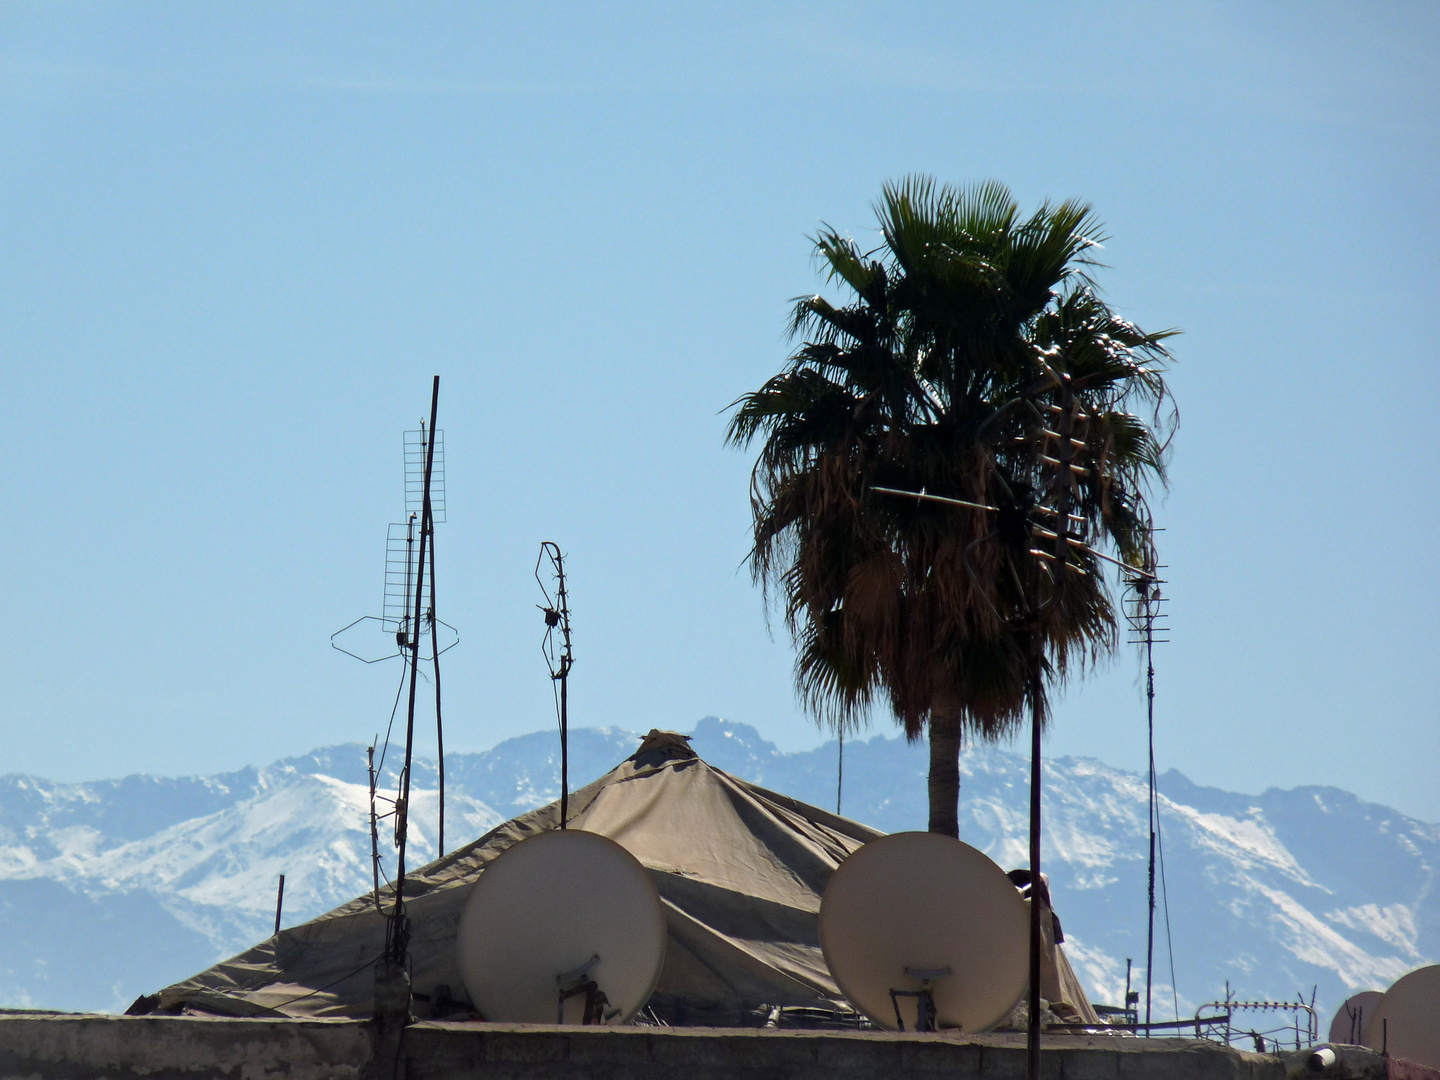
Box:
[632,729,695,766]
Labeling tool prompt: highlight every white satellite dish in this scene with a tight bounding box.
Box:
[1327,990,1382,1045]
[1364,965,1440,1067]
[455,829,667,1025]
[819,831,1028,1032]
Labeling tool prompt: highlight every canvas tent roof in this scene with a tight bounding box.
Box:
[158,731,1097,1027]
[159,731,880,1022]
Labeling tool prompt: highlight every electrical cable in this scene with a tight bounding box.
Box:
[267,953,385,1011]
[375,660,409,779]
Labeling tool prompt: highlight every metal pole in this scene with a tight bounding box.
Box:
[367,744,381,911]
[837,732,844,816]
[1028,381,1078,1080]
[1027,652,1043,1080]
[389,375,439,964]
[1145,620,1157,1033]
[555,554,571,829]
[274,874,285,936]
[559,666,568,827]
[429,520,445,858]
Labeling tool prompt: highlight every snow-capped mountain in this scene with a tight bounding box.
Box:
[1,717,1434,1023]
[697,722,1439,1020]
[0,745,503,1013]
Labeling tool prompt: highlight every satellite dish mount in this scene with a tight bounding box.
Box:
[890,967,951,1032]
[556,954,613,1025]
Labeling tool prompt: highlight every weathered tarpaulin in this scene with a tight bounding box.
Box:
[158,730,1097,1027]
[159,732,879,1021]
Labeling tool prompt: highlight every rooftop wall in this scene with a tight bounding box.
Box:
[0,1014,1301,1080]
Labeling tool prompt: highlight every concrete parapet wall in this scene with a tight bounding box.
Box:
[0,1014,370,1080]
[0,1014,1289,1080]
[408,1026,1283,1080]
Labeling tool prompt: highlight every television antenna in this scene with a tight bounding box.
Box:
[871,360,1162,1075]
[1124,547,1170,1033]
[330,377,448,990]
[331,437,458,666]
[331,417,458,842]
[536,543,574,828]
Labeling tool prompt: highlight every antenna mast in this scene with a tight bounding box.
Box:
[536,543,574,828]
[331,387,457,877]
[1126,553,1168,1032]
[871,362,1163,1075]
[1022,376,1080,1080]
[413,418,448,857]
[388,375,440,968]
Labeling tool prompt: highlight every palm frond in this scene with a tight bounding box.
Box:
[728,176,1177,748]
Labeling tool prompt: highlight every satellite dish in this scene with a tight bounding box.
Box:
[455,829,666,1025]
[1327,990,1382,1045]
[1365,965,1440,1066]
[819,831,1028,1032]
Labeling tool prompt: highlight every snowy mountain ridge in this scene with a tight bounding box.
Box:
[1,717,1434,1021]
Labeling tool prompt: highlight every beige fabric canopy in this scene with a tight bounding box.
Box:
[158,731,1097,1027]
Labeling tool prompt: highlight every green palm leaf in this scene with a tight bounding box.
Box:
[728,177,1177,837]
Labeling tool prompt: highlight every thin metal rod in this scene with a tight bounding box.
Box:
[1049,1015,1228,1034]
[390,375,439,964]
[1080,542,1155,578]
[559,668,568,827]
[367,744,381,912]
[837,732,844,815]
[1145,615,1157,1033]
[1027,653,1043,1080]
[870,485,997,513]
[555,554,572,829]
[274,874,285,936]
[1029,383,1078,1080]
[875,486,1159,584]
[429,519,445,858]
[403,514,416,645]
[537,543,575,830]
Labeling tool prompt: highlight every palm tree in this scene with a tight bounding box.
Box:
[727,177,1175,837]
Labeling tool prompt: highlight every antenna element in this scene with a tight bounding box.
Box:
[536,543,574,828]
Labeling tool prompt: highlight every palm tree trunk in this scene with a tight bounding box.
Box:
[928,708,962,837]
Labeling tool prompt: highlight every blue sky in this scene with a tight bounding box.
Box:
[2,3,1437,820]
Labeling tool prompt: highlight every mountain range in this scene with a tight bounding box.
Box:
[2,716,1434,1025]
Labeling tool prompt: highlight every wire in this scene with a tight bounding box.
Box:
[551,672,563,741]
[369,659,411,892]
[266,952,385,1010]
[374,658,409,780]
